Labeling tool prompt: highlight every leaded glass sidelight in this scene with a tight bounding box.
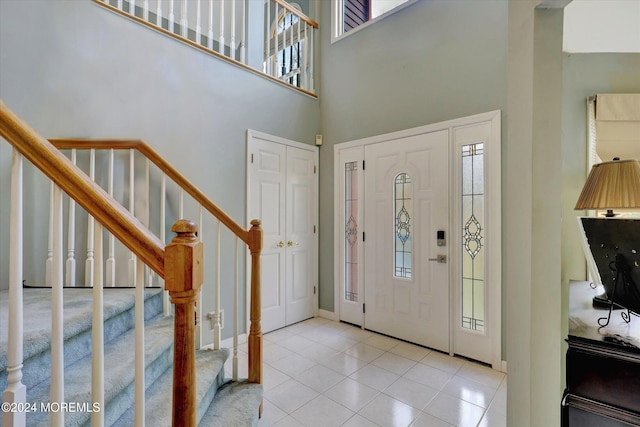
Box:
[461,143,485,331]
[345,161,358,301]
[394,173,412,279]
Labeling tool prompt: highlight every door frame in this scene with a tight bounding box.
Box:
[333,110,502,369]
[246,129,320,333]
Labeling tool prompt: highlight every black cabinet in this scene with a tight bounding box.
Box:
[563,281,640,426]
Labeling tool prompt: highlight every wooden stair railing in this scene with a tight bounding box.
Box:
[0,99,263,427]
[48,138,264,386]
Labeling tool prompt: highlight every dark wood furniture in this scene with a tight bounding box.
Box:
[562,281,640,426]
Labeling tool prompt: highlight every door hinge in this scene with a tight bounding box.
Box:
[313,225,316,234]
[314,165,317,174]
[251,153,254,164]
[362,160,365,170]
[314,286,316,295]
[363,304,366,314]
[363,231,365,242]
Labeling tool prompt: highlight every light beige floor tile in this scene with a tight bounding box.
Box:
[321,352,369,376]
[264,378,319,414]
[371,351,417,376]
[384,377,439,410]
[359,393,421,427]
[291,395,355,427]
[363,334,401,351]
[258,399,288,426]
[456,362,505,389]
[410,412,455,427]
[341,414,380,427]
[349,364,400,391]
[345,342,386,363]
[441,375,498,408]
[270,353,316,377]
[295,364,346,393]
[326,378,380,412]
[423,393,485,427]
[404,363,453,390]
[389,341,432,362]
[420,352,465,374]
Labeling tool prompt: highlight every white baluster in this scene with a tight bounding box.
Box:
[145,159,153,287]
[156,0,162,26]
[196,0,202,45]
[130,0,136,16]
[143,0,149,21]
[2,150,26,427]
[240,0,246,63]
[134,257,145,427]
[302,22,308,90]
[274,3,279,77]
[65,150,76,287]
[230,0,236,59]
[86,149,96,287]
[296,14,301,86]
[106,149,116,287]
[46,182,53,286]
[179,189,184,219]
[219,0,225,55]
[50,184,64,427]
[128,149,136,287]
[117,0,123,11]
[180,0,188,38]
[207,0,214,49]
[265,0,270,74]
[161,174,170,315]
[196,205,204,349]
[213,220,221,350]
[309,27,315,92]
[233,236,238,381]
[169,0,175,33]
[91,221,105,427]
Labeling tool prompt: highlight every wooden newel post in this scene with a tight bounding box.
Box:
[247,219,263,387]
[164,220,203,427]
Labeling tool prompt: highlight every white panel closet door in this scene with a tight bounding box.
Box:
[248,132,317,333]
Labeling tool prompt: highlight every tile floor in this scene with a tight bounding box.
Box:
[227,317,506,427]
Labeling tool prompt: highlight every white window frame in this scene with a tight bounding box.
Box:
[330,0,419,44]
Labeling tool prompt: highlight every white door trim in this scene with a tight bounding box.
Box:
[333,110,502,368]
[246,129,319,334]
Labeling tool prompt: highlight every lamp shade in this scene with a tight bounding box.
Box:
[575,159,640,210]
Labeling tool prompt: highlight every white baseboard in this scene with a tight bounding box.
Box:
[318,309,338,321]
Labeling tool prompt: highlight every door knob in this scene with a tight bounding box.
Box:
[287,241,299,247]
[277,241,285,248]
[428,254,447,263]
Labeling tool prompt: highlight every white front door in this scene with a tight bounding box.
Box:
[247,131,317,333]
[364,130,450,353]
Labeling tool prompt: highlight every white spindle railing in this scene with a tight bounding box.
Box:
[3,134,259,426]
[65,149,77,286]
[91,221,105,427]
[106,149,116,287]
[2,150,26,427]
[45,140,247,371]
[97,0,318,95]
[50,184,64,427]
[86,149,96,287]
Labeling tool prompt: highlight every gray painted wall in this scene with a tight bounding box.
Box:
[316,0,508,313]
[0,0,319,342]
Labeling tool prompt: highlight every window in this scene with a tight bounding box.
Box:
[394,173,412,279]
[344,161,359,301]
[333,0,415,40]
[461,143,485,331]
[266,5,305,88]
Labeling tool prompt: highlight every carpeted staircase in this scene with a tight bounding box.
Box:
[0,288,262,426]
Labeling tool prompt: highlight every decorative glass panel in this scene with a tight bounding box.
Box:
[394,173,412,278]
[461,143,485,331]
[345,161,358,301]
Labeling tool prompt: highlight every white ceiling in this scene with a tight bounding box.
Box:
[563,0,640,53]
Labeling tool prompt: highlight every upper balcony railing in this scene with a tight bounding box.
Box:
[95,0,318,96]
